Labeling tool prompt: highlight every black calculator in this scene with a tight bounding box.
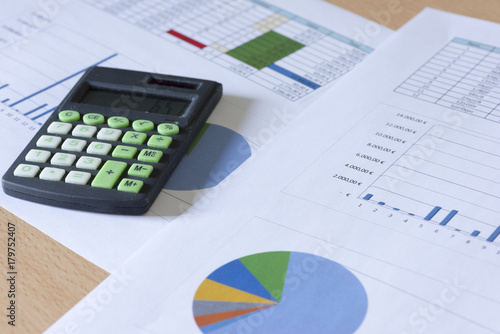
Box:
[2,67,222,214]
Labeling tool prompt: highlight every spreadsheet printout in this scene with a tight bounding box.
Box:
[395,37,500,122]
[48,8,500,334]
[81,0,380,101]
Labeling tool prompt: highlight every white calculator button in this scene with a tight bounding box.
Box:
[47,122,72,135]
[51,153,77,167]
[36,135,62,149]
[72,124,97,138]
[87,141,112,155]
[65,171,91,185]
[39,167,65,181]
[14,164,40,178]
[61,138,87,152]
[76,156,102,170]
[97,128,122,141]
[25,149,51,163]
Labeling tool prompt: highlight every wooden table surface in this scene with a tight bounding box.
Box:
[328,0,500,30]
[1,1,499,333]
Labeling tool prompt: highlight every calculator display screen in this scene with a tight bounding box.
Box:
[79,87,191,117]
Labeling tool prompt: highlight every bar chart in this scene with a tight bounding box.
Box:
[82,0,372,100]
[360,125,500,243]
[283,103,500,248]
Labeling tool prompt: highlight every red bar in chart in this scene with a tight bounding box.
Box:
[167,29,206,49]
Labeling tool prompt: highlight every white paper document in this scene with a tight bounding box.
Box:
[49,8,500,334]
[0,0,391,271]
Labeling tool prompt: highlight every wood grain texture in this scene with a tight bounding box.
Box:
[2,1,500,333]
[326,0,500,29]
[0,207,109,333]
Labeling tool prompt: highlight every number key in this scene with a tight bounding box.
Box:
[87,142,112,155]
[13,164,40,178]
[25,149,51,163]
[51,153,77,167]
[76,156,102,170]
[61,138,87,152]
[47,122,72,135]
[36,135,62,149]
[72,124,97,138]
[97,128,122,141]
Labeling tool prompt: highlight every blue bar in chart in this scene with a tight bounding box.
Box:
[487,226,500,242]
[439,210,458,226]
[424,206,441,221]
[356,191,499,243]
[25,104,47,116]
[9,53,118,108]
[33,107,56,120]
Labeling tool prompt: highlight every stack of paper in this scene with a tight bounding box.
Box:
[48,7,500,334]
[3,1,500,333]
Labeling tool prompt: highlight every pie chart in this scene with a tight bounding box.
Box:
[192,251,368,333]
[164,123,251,191]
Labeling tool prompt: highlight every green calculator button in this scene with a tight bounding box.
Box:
[132,120,154,132]
[108,116,130,128]
[117,178,143,193]
[128,163,153,178]
[91,161,127,189]
[112,145,137,159]
[83,113,105,125]
[147,135,172,149]
[58,110,80,122]
[158,123,179,135]
[138,149,163,163]
[122,131,147,145]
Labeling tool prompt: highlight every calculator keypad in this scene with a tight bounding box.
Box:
[14,111,180,193]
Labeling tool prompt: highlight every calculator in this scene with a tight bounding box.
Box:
[2,67,222,214]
